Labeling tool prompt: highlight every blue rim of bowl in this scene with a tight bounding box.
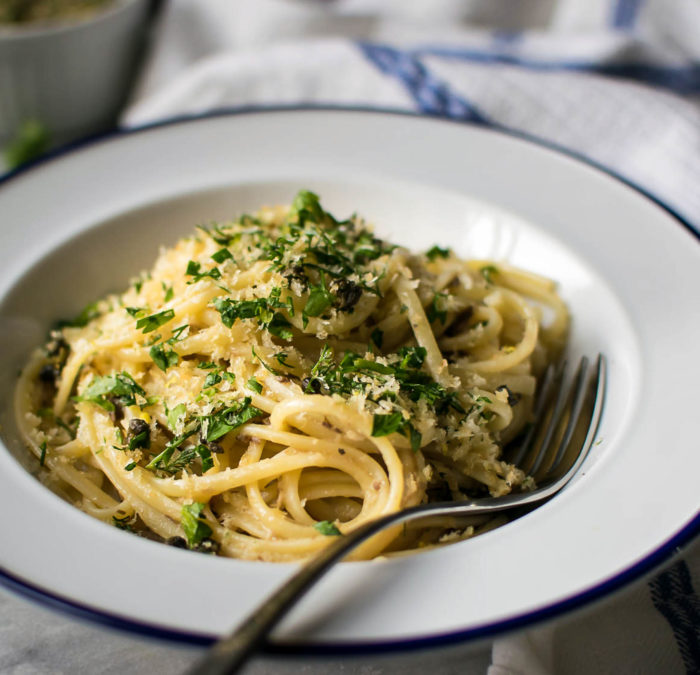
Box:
[0,105,698,656]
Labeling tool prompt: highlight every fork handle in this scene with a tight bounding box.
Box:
[187,500,500,675]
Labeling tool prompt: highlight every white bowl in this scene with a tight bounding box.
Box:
[0,109,698,649]
[0,0,152,147]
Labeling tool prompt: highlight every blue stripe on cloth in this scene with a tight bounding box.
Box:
[611,0,645,30]
[357,43,489,123]
[649,560,700,674]
[412,46,700,96]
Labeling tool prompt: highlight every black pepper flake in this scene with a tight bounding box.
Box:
[38,364,59,383]
[301,377,322,394]
[329,278,363,311]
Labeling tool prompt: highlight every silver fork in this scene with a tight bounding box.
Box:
[189,354,606,675]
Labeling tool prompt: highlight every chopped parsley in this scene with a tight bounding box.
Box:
[201,397,265,442]
[136,309,175,334]
[145,422,200,471]
[76,372,146,412]
[148,324,187,371]
[313,520,342,536]
[181,502,213,548]
[480,265,499,284]
[213,288,294,340]
[128,426,150,451]
[125,306,147,318]
[247,377,263,394]
[211,248,233,264]
[371,413,421,451]
[371,411,406,437]
[274,352,292,368]
[426,245,450,261]
[149,343,179,372]
[426,292,448,325]
[165,403,186,431]
[186,260,222,283]
[302,270,333,326]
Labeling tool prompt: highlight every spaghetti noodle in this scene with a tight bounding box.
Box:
[15,191,568,561]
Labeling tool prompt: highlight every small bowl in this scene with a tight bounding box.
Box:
[0,0,152,149]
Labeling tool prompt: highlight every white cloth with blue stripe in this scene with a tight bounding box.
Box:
[2,1,698,674]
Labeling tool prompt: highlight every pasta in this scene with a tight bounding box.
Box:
[15,191,568,561]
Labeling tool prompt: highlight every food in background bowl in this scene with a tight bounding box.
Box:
[16,190,568,561]
[0,0,113,25]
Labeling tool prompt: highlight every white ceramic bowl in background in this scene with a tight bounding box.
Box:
[0,0,152,147]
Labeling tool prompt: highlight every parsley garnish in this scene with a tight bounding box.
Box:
[426,292,448,325]
[186,260,222,283]
[128,428,150,451]
[162,283,174,302]
[148,323,187,371]
[165,403,186,431]
[247,377,263,394]
[274,352,292,368]
[251,347,286,377]
[213,288,294,340]
[211,248,233,264]
[136,309,175,333]
[371,413,421,451]
[371,411,406,437]
[39,441,47,466]
[76,372,146,412]
[181,502,213,548]
[201,397,265,442]
[313,520,342,536]
[196,445,214,473]
[149,343,179,372]
[426,245,450,261]
[480,265,499,284]
[302,270,333,325]
[145,422,200,471]
[204,371,222,388]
